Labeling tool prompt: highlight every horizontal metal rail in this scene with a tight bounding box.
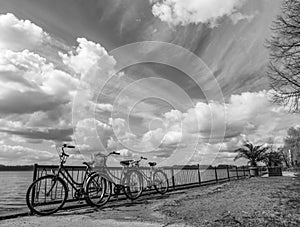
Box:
[30,164,252,205]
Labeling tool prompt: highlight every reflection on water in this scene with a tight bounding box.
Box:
[0,171,33,215]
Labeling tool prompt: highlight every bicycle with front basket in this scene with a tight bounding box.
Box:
[86,151,145,207]
[93,154,169,205]
[26,144,107,215]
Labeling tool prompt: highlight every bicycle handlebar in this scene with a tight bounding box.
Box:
[63,144,75,149]
[57,144,75,160]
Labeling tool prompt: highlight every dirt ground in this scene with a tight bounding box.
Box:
[159,173,300,226]
[0,173,299,227]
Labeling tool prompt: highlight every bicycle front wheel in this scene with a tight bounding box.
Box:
[26,175,68,215]
[153,170,168,194]
[86,173,111,207]
[123,170,143,200]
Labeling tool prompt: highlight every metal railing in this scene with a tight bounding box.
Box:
[31,164,251,204]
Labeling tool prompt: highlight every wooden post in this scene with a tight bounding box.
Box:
[171,167,175,190]
[227,165,230,181]
[197,164,201,185]
[243,166,246,177]
[236,166,239,179]
[214,167,218,183]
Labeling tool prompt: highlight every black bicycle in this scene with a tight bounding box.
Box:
[26,144,107,215]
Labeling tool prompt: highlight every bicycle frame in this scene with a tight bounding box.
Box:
[55,165,90,191]
[96,165,129,186]
[52,145,93,193]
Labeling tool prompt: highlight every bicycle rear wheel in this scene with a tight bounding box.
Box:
[123,170,143,200]
[86,173,112,207]
[153,170,168,194]
[26,175,68,215]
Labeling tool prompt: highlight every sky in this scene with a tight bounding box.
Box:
[0,0,299,166]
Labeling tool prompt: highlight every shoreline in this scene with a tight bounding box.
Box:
[0,172,298,227]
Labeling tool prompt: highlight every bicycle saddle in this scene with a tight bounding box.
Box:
[120,160,133,166]
[148,162,157,167]
[83,161,92,167]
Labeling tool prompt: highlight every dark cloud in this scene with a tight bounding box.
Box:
[0,90,69,115]
[0,127,73,142]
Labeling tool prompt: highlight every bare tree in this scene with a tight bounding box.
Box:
[267,0,300,112]
[284,126,300,165]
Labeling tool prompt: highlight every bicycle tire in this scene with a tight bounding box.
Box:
[85,173,112,207]
[153,170,169,194]
[26,175,68,215]
[123,170,143,200]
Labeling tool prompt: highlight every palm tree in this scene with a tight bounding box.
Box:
[234,142,270,167]
[263,150,284,167]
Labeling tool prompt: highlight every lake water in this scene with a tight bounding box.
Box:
[0,171,33,216]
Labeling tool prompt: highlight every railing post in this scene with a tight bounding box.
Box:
[214,167,218,183]
[236,166,239,179]
[30,163,38,214]
[171,167,175,190]
[227,165,230,181]
[197,164,201,185]
[243,166,246,177]
[32,163,38,181]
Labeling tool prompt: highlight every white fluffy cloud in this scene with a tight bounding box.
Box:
[230,12,256,25]
[75,118,112,155]
[0,13,84,155]
[60,38,116,83]
[0,49,80,115]
[95,103,113,112]
[150,0,248,27]
[0,144,56,164]
[0,13,49,51]
[115,148,136,157]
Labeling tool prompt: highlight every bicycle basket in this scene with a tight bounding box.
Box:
[92,152,107,168]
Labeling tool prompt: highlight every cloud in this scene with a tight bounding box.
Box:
[0,144,56,164]
[150,0,248,27]
[0,127,74,142]
[59,37,116,82]
[229,12,256,25]
[0,49,80,115]
[0,13,49,51]
[161,131,182,145]
[75,118,112,154]
[95,103,113,112]
[115,148,136,157]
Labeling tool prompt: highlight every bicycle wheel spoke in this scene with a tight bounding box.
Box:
[153,171,168,194]
[86,173,111,207]
[124,171,143,200]
[26,175,67,215]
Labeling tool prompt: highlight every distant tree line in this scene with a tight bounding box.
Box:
[0,164,33,171]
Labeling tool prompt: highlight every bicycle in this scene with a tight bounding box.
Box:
[125,157,169,196]
[89,151,145,206]
[26,144,107,215]
[94,154,169,204]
